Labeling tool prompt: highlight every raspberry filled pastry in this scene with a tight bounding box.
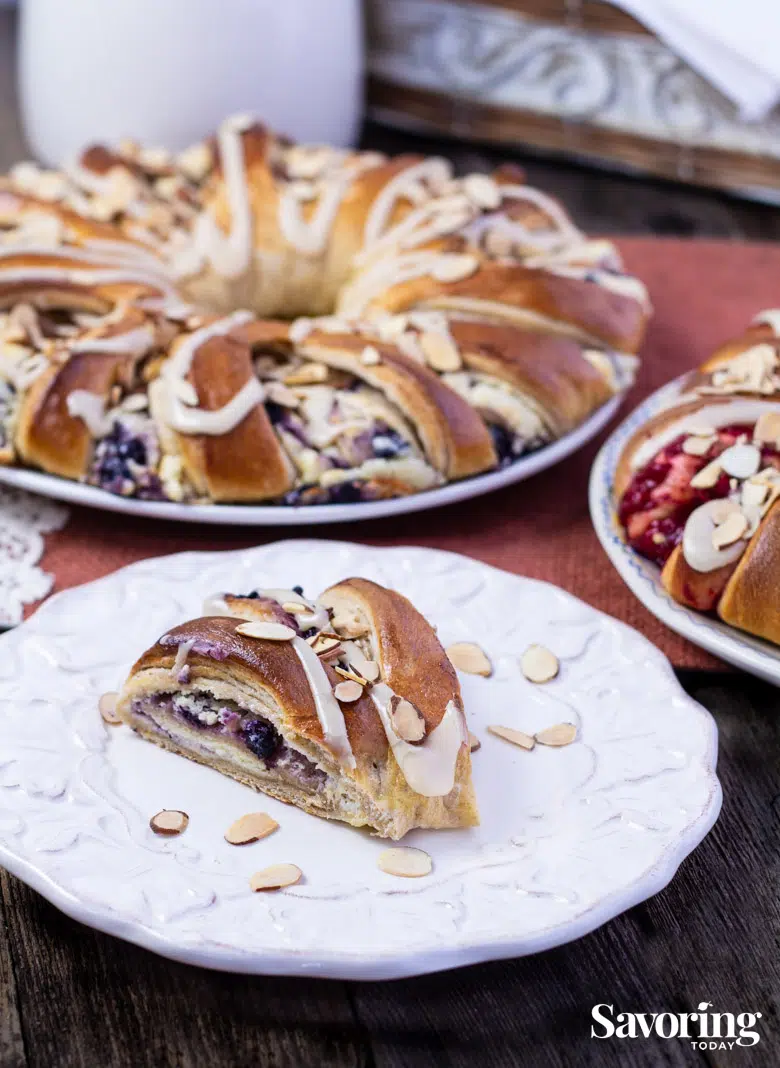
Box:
[615,310,780,644]
[116,578,478,839]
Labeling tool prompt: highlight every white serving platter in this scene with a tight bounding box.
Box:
[0,397,620,524]
[590,376,780,684]
[0,540,721,979]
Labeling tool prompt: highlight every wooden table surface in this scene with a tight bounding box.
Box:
[0,9,779,1067]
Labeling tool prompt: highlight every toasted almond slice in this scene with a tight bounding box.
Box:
[535,723,577,747]
[357,660,380,683]
[177,142,212,181]
[742,478,770,510]
[284,362,329,386]
[432,254,479,284]
[235,621,297,641]
[418,331,462,372]
[687,424,716,437]
[487,725,535,750]
[99,691,122,725]
[520,644,559,684]
[361,345,381,366]
[282,601,308,615]
[468,731,481,752]
[690,459,723,489]
[446,641,492,677]
[334,680,363,703]
[712,510,749,549]
[334,664,367,685]
[681,435,716,457]
[311,635,342,658]
[225,812,279,845]
[719,443,761,480]
[389,695,426,743]
[463,173,501,210]
[150,809,189,836]
[753,410,780,446]
[250,863,302,892]
[377,847,432,878]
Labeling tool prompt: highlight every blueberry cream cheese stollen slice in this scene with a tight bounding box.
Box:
[115,577,478,839]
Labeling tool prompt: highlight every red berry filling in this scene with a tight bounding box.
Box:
[619,423,780,567]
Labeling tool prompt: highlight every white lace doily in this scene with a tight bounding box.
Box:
[0,487,69,626]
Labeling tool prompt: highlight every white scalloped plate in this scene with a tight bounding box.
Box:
[0,540,720,979]
[590,377,780,684]
[0,396,620,525]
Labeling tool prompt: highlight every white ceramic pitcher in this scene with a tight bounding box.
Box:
[18,0,364,165]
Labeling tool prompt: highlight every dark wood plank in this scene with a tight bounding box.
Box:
[347,673,780,1068]
[0,873,26,1068]
[1,871,365,1068]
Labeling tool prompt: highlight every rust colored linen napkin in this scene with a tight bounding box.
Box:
[32,238,780,668]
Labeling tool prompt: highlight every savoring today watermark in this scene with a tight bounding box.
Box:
[591,1002,763,1050]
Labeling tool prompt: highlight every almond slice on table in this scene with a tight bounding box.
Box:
[388,695,426,743]
[250,863,302,892]
[235,621,297,641]
[378,847,432,878]
[225,812,279,845]
[468,731,481,753]
[446,641,492,677]
[712,510,749,550]
[334,680,363,703]
[487,725,535,750]
[520,644,559,683]
[150,810,189,836]
[99,691,122,725]
[535,723,578,747]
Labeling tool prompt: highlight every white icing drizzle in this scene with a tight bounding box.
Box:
[291,636,355,768]
[682,500,748,573]
[542,263,650,307]
[491,183,584,248]
[630,400,780,472]
[279,173,352,257]
[362,158,452,248]
[66,390,113,436]
[370,682,465,797]
[256,588,330,631]
[753,309,780,335]
[172,639,196,676]
[191,116,254,279]
[162,310,263,436]
[202,594,230,615]
[338,250,448,317]
[69,323,156,357]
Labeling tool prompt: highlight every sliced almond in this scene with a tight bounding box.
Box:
[334,680,363,703]
[690,459,723,489]
[389,695,426,744]
[250,863,302,892]
[311,634,342,659]
[520,644,559,684]
[150,810,189,836]
[753,410,780,446]
[468,731,481,752]
[446,641,492,677]
[535,723,577,747]
[361,345,381,366]
[99,691,122,725]
[742,478,770,510]
[719,443,761,480]
[235,621,297,641]
[463,173,501,210]
[225,812,279,845]
[283,362,329,387]
[265,381,300,408]
[487,725,535,750]
[281,601,308,615]
[334,664,367,686]
[419,331,462,372]
[484,228,514,258]
[687,424,716,437]
[360,660,380,682]
[681,435,716,457]
[432,254,479,284]
[377,847,432,878]
[712,510,749,549]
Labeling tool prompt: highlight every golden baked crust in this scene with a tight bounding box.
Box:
[719,500,780,643]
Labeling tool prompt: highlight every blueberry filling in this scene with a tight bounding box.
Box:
[371,426,409,459]
[90,420,165,500]
[243,717,282,760]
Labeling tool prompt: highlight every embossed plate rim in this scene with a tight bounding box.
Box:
[590,376,780,684]
[0,540,721,979]
[0,396,620,525]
